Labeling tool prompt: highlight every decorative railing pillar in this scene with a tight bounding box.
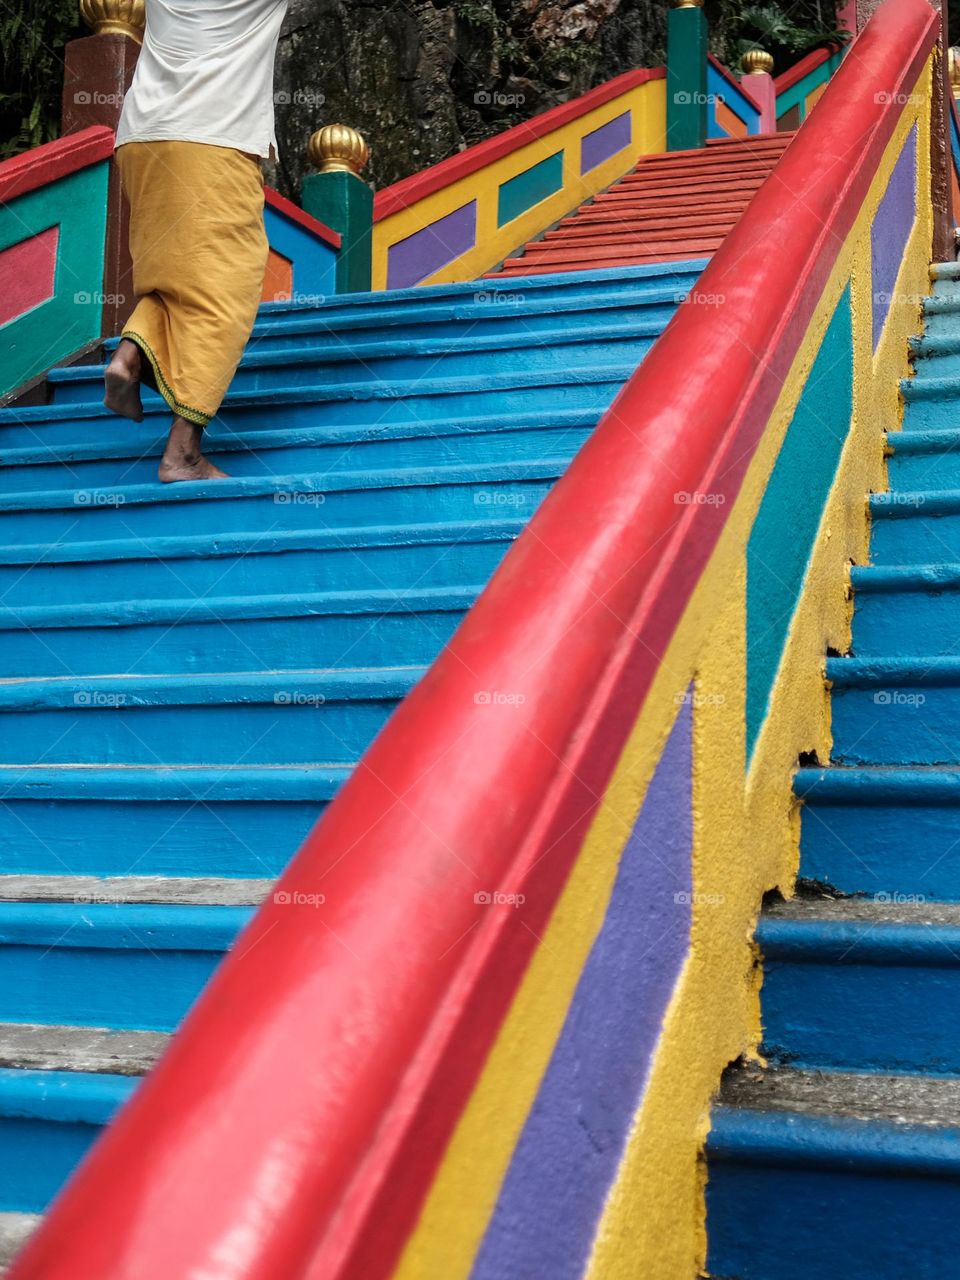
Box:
[741,49,776,133]
[666,0,708,151]
[62,0,144,337]
[301,126,373,294]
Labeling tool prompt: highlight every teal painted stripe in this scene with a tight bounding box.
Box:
[0,164,109,397]
[776,52,843,118]
[497,152,564,228]
[745,284,853,754]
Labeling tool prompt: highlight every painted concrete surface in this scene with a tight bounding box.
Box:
[0,265,698,1226]
[469,699,693,1280]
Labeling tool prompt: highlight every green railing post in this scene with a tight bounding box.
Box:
[666,0,709,151]
[301,125,373,294]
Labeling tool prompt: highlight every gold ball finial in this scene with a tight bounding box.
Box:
[80,0,145,41]
[741,49,775,75]
[950,47,960,97]
[670,0,704,7]
[307,125,370,176]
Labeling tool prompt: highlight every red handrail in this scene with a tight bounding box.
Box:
[264,186,342,249]
[12,1,939,1276]
[0,126,114,203]
[774,42,843,94]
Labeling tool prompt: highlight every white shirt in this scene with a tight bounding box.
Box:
[116,0,289,160]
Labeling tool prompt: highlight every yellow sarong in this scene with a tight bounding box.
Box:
[116,141,269,426]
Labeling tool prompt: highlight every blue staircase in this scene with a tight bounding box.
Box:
[705,260,960,1278]
[0,260,703,1258]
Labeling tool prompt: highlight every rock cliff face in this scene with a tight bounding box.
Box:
[268,0,670,198]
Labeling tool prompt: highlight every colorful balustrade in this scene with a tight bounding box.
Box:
[6,2,944,1278]
[371,70,667,289]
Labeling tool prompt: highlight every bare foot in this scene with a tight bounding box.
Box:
[158,454,230,483]
[158,415,229,484]
[104,339,144,423]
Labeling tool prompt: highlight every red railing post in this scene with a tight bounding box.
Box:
[60,12,143,337]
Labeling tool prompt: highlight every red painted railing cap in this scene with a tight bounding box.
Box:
[0,126,115,204]
[264,185,342,249]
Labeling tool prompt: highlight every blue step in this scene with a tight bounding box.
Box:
[797,766,960,899]
[850,565,960,655]
[0,1069,135,1214]
[0,415,593,492]
[0,904,250,1032]
[0,766,344,879]
[707,1068,960,1280]
[0,587,471,678]
[869,490,960,563]
[0,669,424,766]
[899,370,960,430]
[0,368,627,454]
[886,427,960,489]
[908,331,960,379]
[0,461,560,543]
[758,899,960,1073]
[0,262,684,1225]
[88,260,706,352]
[246,260,706,334]
[828,655,960,766]
[47,328,656,406]
[0,521,520,609]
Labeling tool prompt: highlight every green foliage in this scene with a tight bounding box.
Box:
[1,2,84,158]
[725,3,849,72]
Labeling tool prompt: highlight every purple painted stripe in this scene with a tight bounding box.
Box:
[871,123,918,351]
[386,200,478,290]
[469,698,694,1280]
[580,110,632,174]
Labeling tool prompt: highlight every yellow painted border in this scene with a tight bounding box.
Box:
[586,65,932,1280]
[371,79,666,290]
[390,59,933,1280]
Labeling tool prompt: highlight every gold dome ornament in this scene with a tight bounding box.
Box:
[670,0,703,8]
[80,0,145,41]
[307,125,370,177]
[741,49,775,76]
